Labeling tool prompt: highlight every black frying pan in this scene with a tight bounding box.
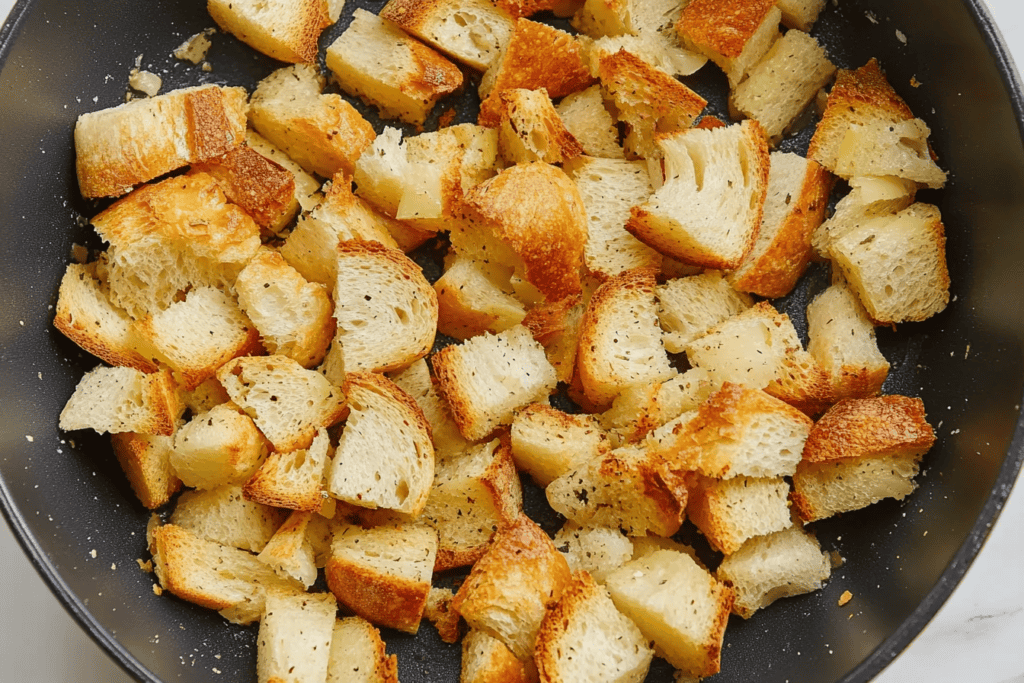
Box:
[1,1,1023,681]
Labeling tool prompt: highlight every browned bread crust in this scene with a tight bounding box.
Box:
[110,432,182,509]
[677,0,778,59]
[801,396,936,464]
[190,145,296,233]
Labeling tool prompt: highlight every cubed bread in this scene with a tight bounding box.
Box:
[380,0,515,71]
[811,175,917,260]
[332,240,439,373]
[496,88,583,165]
[576,268,675,408]
[461,629,535,683]
[521,294,586,384]
[248,64,377,178]
[245,427,332,511]
[656,272,753,354]
[257,511,318,587]
[716,526,831,618]
[170,403,265,489]
[676,0,781,87]
[435,257,527,340]
[833,118,947,188]
[217,354,347,452]
[326,617,399,683]
[546,444,688,537]
[246,129,323,216]
[352,127,409,218]
[553,523,634,583]
[829,203,950,323]
[452,514,572,660]
[777,0,827,31]
[604,550,733,678]
[59,366,179,436]
[327,372,434,516]
[208,0,331,63]
[434,325,558,442]
[626,120,770,270]
[510,403,610,486]
[555,86,623,159]
[730,30,836,142]
[75,84,247,198]
[325,523,437,633]
[686,475,793,555]
[421,437,523,570]
[727,152,832,298]
[806,283,890,400]
[563,156,662,280]
[256,590,337,683]
[387,358,471,461]
[110,431,182,509]
[170,484,285,552]
[600,368,713,445]
[326,9,464,126]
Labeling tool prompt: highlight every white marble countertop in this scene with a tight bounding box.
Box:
[1,1,1023,681]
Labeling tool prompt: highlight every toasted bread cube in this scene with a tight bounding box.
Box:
[462,629,535,683]
[434,325,558,442]
[170,484,285,552]
[246,129,323,215]
[535,571,653,682]
[332,241,439,373]
[327,373,435,516]
[421,437,523,570]
[687,475,793,555]
[478,18,595,126]
[811,175,917,260]
[387,358,471,460]
[435,257,527,340]
[717,526,831,618]
[556,86,623,159]
[452,515,572,660]
[497,88,584,165]
[54,263,160,372]
[380,0,515,71]
[181,377,230,415]
[830,203,950,323]
[730,30,836,142]
[234,249,333,368]
[59,366,179,436]
[327,617,399,683]
[151,523,302,624]
[807,283,890,400]
[677,0,781,87]
[597,49,707,159]
[627,120,769,270]
[522,295,586,385]
[75,84,247,198]
[777,0,826,31]
[170,403,265,489]
[553,523,634,583]
[564,156,662,280]
[257,511,318,587]
[629,534,701,564]
[352,127,409,218]
[600,368,713,445]
[217,354,347,452]
[256,590,337,683]
[833,118,947,189]
[792,454,923,523]
[510,404,610,486]
[249,64,377,178]
[547,444,687,537]
[728,152,832,298]
[208,0,331,63]
[245,427,332,512]
[605,550,732,677]
[656,272,753,354]
[576,268,675,408]
[325,523,437,633]
[111,432,182,509]
[326,9,464,126]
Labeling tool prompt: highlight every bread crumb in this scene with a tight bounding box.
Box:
[25,435,34,442]
[153,583,163,596]
[173,28,216,64]
[829,550,845,568]
[838,590,853,606]
[111,563,117,571]
[896,30,907,45]
[90,549,97,559]
[910,76,922,88]
[128,69,162,97]
[137,558,154,573]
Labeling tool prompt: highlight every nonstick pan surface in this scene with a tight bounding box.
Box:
[1,1,1023,681]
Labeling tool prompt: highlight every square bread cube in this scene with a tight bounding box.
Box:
[208,0,332,64]
[111,431,182,509]
[381,0,515,71]
[170,403,265,490]
[686,475,793,555]
[59,365,180,437]
[553,523,634,583]
[256,590,337,683]
[510,403,609,486]
[656,271,752,354]
[170,484,286,553]
[677,0,781,87]
[326,617,399,683]
[245,428,332,512]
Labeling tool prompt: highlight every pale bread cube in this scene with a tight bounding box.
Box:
[656,272,752,354]
[257,511,318,587]
[497,88,583,165]
[677,0,781,87]
[553,523,634,583]
[326,617,399,683]
[256,590,337,683]
[686,475,793,555]
[181,377,230,415]
[208,0,331,63]
[387,358,471,461]
[510,403,609,486]
[435,257,527,340]
[170,484,285,552]
[170,403,265,489]
[380,0,515,71]
[244,427,332,512]
[600,368,713,445]
[555,86,624,159]
[110,431,182,509]
[59,366,179,436]
[521,294,586,384]
[352,126,408,218]
[777,0,827,31]
[834,118,947,188]
[811,175,917,260]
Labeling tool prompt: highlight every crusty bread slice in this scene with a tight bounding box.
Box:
[110,431,182,509]
[510,403,610,486]
[75,84,247,198]
[256,589,337,683]
[257,510,318,587]
[546,443,688,537]
[249,64,377,178]
[324,522,437,633]
[830,203,950,323]
[326,617,399,683]
[522,294,586,384]
[327,372,434,516]
[576,268,675,409]
[387,358,470,461]
[676,0,781,87]
[777,0,827,31]
[806,283,890,400]
[133,286,263,391]
[435,257,527,340]
[326,9,464,126]
[686,475,793,555]
[380,0,515,71]
[727,152,832,298]
[434,325,558,442]
[497,88,584,165]
[555,86,623,159]
[246,129,323,216]
[811,175,917,260]
[59,366,180,436]
[730,29,836,142]
[600,368,713,445]
[217,354,347,452]
[150,523,303,624]
[208,0,330,64]
[170,484,285,552]
[461,629,535,683]
[604,549,732,678]
[626,120,770,270]
[245,427,332,511]
[716,526,831,619]
[452,514,572,660]
[656,272,753,354]
[332,241,438,373]
[170,403,265,489]
[564,156,662,280]
[420,437,523,570]
[553,523,634,583]
[234,248,334,368]
[54,262,160,372]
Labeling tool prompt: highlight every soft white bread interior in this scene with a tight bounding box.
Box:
[686,475,793,555]
[387,358,471,461]
[553,522,634,583]
[257,511,318,587]
[208,0,331,64]
[170,402,265,490]
[256,589,337,683]
[656,272,752,354]
[555,86,624,159]
[510,403,609,487]
[326,617,399,683]
[244,427,332,512]
[170,484,285,553]
[59,366,180,436]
